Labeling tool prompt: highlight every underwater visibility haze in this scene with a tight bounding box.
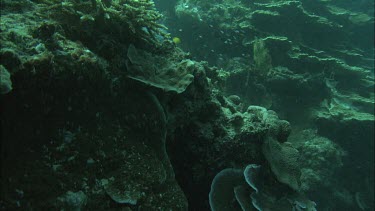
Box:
[0,0,374,210]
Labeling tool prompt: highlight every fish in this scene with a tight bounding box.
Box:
[172,37,181,44]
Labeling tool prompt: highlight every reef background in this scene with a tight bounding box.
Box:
[1,0,374,210]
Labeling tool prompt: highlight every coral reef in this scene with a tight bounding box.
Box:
[0,0,296,210]
[0,0,373,210]
[168,0,374,210]
[172,0,374,120]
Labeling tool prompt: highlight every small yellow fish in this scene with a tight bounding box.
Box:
[172,37,181,44]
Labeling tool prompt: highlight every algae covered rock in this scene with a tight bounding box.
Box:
[0,0,188,210]
[101,143,166,206]
[57,191,87,211]
[0,65,12,94]
[289,129,347,192]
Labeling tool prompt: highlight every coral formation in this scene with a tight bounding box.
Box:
[299,132,346,191]
[209,164,317,211]
[0,0,373,210]
[49,0,170,45]
[126,44,195,93]
[209,168,245,211]
[262,138,301,191]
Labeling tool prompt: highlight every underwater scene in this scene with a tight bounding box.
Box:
[0,0,374,210]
